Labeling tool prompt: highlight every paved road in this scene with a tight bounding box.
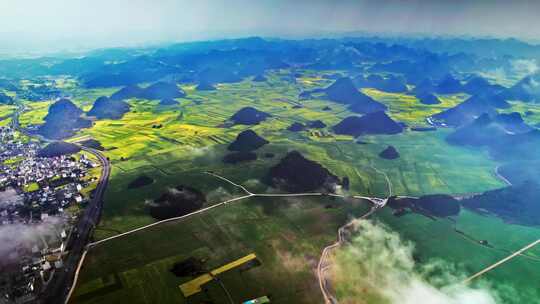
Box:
[88,193,254,247]
[462,239,540,284]
[63,172,389,303]
[11,105,112,304]
[87,172,388,247]
[316,204,380,304]
[316,163,391,304]
[50,147,110,304]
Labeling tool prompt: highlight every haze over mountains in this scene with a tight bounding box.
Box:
[3,0,540,56]
[431,94,509,127]
[448,113,540,161]
[3,1,540,303]
[12,33,540,166]
[22,35,540,152]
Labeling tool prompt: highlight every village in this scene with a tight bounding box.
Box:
[0,125,97,303]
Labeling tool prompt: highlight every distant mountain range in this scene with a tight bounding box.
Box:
[499,73,540,103]
[3,36,538,89]
[6,36,540,145]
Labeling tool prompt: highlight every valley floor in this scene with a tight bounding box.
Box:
[15,70,538,304]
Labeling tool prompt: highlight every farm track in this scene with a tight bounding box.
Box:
[64,171,388,304]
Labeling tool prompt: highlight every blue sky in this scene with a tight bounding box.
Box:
[0,0,539,54]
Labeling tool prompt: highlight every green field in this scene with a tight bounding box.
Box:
[16,70,531,304]
[18,100,52,127]
[362,88,469,126]
[72,196,372,304]
[0,104,16,126]
[64,72,506,237]
[371,208,540,304]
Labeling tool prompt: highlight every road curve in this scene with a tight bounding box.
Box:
[41,146,111,304]
[56,146,111,304]
[317,163,389,304]
[62,172,387,304]
[316,205,379,304]
[11,105,112,304]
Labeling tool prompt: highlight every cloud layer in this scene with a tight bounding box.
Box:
[327,219,499,304]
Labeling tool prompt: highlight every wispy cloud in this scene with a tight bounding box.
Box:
[327,219,501,304]
[0,216,66,267]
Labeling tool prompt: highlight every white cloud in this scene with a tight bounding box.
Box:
[0,216,66,266]
[328,219,500,304]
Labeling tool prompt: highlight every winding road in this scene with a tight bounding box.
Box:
[13,101,524,303]
[317,164,392,304]
[52,146,110,304]
[11,105,112,304]
[87,173,387,247]
[61,171,388,304]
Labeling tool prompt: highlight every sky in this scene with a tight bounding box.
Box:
[1,0,540,54]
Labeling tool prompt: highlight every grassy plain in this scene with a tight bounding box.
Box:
[72,196,372,304]
[17,70,532,304]
[373,208,540,304]
[63,72,505,237]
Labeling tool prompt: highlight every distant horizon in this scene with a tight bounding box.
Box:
[2,0,540,57]
[1,31,540,59]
